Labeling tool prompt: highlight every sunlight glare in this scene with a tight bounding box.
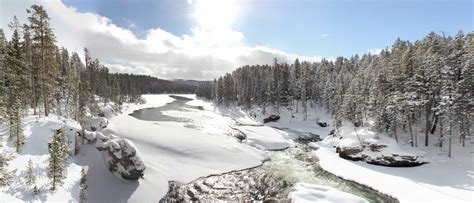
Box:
[193,0,238,30]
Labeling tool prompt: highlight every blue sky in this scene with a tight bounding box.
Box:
[63,0,473,58]
[2,0,471,79]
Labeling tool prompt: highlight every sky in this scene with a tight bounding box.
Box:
[1,0,473,80]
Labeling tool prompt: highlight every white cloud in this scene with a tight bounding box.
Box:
[0,0,323,80]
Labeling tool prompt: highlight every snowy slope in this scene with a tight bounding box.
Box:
[0,114,83,202]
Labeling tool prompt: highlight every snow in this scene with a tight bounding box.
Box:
[314,144,473,202]
[235,125,295,150]
[206,100,474,203]
[2,94,472,202]
[0,113,83,202]
[87,94,267,202]
[290,182,368,203]
[326,123,427,162]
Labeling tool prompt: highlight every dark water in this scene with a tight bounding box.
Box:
[129,95,195,123]
[130,95,398,202]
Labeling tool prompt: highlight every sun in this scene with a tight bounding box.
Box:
[192,0,238,30]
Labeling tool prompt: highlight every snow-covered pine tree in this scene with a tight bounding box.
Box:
[47,128,69,190]
[0,154,13,186]
[301,62,309,120]
[292,58,301,113]
[0,29,6,122]
[79,167,87,202]
[5,16,28,152]
[278,63,291,108]
[67,52,80,119]
[27,5,58,117]
[22,24,34,111]
[25,159,36,186]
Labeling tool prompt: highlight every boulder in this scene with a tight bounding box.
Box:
[336,145,426,167]
[365,154,426,167]
[317,122,328,127]
[296,133,321,144]
[96,136,145,180]
[83,115,109,131]
[263,115,280,123]
[336,146,364,161]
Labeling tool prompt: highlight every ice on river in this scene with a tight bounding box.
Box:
[97,94,267,202]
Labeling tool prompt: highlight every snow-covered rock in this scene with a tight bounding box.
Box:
[64,120,82,155]
[98,103,118,118]
[336,144,426,167]
[83,114,109,131]
[323,124,427,167]
[96,135,145,180]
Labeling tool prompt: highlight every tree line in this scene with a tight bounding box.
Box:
[0,4,196,193]
[0,5,195,151]
[198,31,473,156]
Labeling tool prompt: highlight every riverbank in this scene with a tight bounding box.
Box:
[126,94,388,202]
[195,97,474,203]
[94,94,267,202]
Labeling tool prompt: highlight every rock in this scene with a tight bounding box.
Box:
[317,122,328,127]
[96,136,145,180]
[263,115,280,123]
[368,143,387,152]
[336,146,364,161]
[296,133,321,144]
[336,145,427,167]
[366,154,426,167]
[329,129,336,136]
[83,115,109,131]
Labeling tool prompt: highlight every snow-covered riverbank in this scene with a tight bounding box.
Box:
[2,94,471,202]
[92,94,267,202]
[198,98,474,203]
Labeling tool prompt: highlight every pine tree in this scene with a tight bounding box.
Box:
[25,159,36,186]
[0,154,13,186]
[47,128,69,190]
[0,29,6,122]
[68,52,81,120]
[27,5,58,117]
[5,16,28,152]
[79,167,87,202]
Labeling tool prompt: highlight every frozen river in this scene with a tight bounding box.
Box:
[129,95,397,202]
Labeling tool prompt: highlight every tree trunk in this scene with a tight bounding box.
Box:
[424,105,431,146]
[41,34,48,117]
[460,117,465,147]
[16,117,20,153]
[439,116,443,148]
[394,120,399,143]
[448,115,452,158]
[409,121,414,147]
[414,116,418,147]
[430,114,438,134]
[32,75,37,115]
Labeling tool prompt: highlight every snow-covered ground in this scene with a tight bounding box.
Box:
[290,183,368,203]
[2,94,472,202]
[206,100,474,203]
[0,113,83,202]
[95,94,267,202]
